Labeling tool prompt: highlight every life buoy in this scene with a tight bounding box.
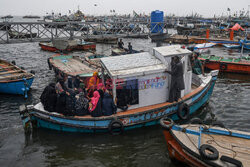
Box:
[160,117,174,130]
[199,144,219,160]
[220,63,227,71]
[177,103,190,120]
[108,120,124,135]
[220,155,243,167]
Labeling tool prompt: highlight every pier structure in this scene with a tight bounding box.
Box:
[0,21,170,44]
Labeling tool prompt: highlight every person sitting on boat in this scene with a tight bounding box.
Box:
[102,89,117,116]
[128,42,133,53]
[192,53,204,75]
[40,83,57,112]
[73,75,81,90]
[89,91,102,117]
[65,76,74,91]
[166,56,185,102]
[75,92,90,116]
[118,39,124,49]
[55,78,68,114]
[87,71,100,97]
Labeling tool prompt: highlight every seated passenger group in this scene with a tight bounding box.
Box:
[40,72,117,117]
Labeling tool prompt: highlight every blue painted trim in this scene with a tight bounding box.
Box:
[0,77,34,95]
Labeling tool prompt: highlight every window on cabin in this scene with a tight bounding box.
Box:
[116,79,139,109]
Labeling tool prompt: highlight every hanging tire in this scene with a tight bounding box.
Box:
[190,118,203,124]
[108,120,124,135]
[30,70,35,75]
[160,117,174,130]
[205,59,210,64]
[220,63,227,71]
[199,144,219,160]
[220,155,243,167]
[11,60,16,65]
[177,103,190,120]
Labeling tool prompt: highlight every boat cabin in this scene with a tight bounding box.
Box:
[100,45,192,110]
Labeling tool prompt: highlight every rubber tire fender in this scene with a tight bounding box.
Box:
[160,117,174,130]
[199,144,219,160]
[220,63,227,71]
[108,119,124,135]
[177,103,190,120]
[190,117,203,124]
[220,155,243,167]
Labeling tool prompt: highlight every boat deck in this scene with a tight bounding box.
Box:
[172,125,250,166]
[200,55,250,63]
[0,60,32,81]
[51,55,97,75]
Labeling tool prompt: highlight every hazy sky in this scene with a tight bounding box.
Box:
[0,0,249,17]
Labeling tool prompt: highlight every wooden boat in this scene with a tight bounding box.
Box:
[222,44,240,49]
[0,59,34,96]
[48,54,99,84]
[240,39,250,50]
[85,37,118,44]
[111,47,141,56]
[39,41,96,52]
[8,30,37,39]
[160,117,250,167]
[20,45,219,134]
[199,54,250,74]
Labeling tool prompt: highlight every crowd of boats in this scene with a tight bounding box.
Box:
[1,9,250,167]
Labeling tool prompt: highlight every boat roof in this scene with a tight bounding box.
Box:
[153,45,192,57]
[101,52,166,78]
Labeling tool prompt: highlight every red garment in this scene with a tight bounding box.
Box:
[229,23,245,31]
[89,91,100,112]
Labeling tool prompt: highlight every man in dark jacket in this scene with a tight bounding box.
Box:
[166,56,185,102]
[102,90,117,116]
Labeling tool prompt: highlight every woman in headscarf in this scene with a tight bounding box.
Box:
[75,92,89,116]
[55,78,67,114]
[87,71,100,97]
[89,91,102,117]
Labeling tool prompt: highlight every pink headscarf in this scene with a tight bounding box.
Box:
[90,91,100,112]
[97,83,106,91]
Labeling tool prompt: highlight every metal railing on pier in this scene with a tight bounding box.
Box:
[0,21,170,44]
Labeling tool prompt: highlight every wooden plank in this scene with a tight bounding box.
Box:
[0,70,22,75]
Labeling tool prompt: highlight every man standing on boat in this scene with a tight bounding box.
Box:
[118,39,124,49]
[166,56,185,102]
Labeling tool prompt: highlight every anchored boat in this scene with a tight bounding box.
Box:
[0,59,34,97]
[199,54,250,74]
[39,40,96,52]
[160,117,250,167]
[19,45,218,134]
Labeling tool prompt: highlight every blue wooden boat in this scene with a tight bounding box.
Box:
[0,59,34,96]
[222,43,240,49]
[19,45,219,134]
[240,39,250,50]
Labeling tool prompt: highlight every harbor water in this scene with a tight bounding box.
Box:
[0,39,250,167]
